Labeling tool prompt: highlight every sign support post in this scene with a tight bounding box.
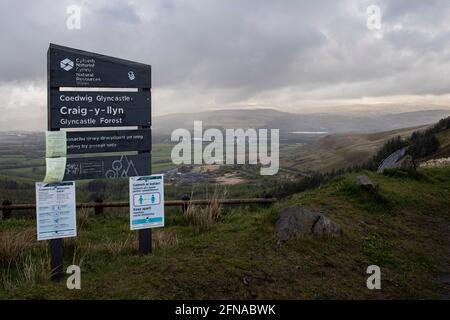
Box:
[50,238,64,281]
[139,229,152,255]
[136,84,152,255]
[47,47,64,281]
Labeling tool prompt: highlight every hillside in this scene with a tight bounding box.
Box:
[1,166,449,299]
[152,109,450,142]
[281,125,429,172]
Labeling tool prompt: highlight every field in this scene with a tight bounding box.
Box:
[0,139,311,204]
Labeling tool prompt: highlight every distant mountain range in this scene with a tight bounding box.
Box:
[152,108,450,142]
[1,108,449,144]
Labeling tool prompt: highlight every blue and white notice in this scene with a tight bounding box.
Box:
[35,181,77,240]
[129,174,164,230]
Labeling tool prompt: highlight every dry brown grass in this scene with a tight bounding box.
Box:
[183,190,224,231]
[70,241,89,267]
[77,207,90,231]
[153,230,179,249]
[0,228,36,267]
[0,229,50,289]
[104,234,134,256]
[16,252,50,286]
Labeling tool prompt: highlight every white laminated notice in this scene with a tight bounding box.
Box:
[36,181,77,241]
[44,157,67,183]
[129,175,165,230]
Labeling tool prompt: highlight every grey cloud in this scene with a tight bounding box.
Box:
[0,0,450,130]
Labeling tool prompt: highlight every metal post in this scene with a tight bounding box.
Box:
[262,192,273,208]
[136,81,152,256]
[47,55,64,281]
[50,238,64,281]
[139,229,152,255]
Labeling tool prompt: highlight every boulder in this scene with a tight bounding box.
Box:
[312,215,342,236]
[275,205,342,241]
[355,175,377,192]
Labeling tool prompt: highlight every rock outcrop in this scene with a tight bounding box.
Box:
[275,205,342,241]
[355,175,377,192]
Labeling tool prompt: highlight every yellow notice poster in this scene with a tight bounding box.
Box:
[46,131,67,158]
[44,157,67,183]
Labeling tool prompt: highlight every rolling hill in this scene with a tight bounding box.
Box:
[152,108,450,142]
[281,125,429,172]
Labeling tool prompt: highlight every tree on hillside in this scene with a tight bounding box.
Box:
[408,129,440,159]
[365,115,450,170]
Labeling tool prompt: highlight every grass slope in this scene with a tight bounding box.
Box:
[281,125,429,172]
[1,167,449,299]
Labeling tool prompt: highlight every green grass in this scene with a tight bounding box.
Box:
[1,166,449,299]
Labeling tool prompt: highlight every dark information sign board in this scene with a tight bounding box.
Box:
[47,44,152,181]
[64,153,151,180]
[50,89,151,129]
[48,44,151,88]
[67,129,151,155]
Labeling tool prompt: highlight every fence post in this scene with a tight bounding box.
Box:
[262,192,273,208]
[181,195,190,214]
[2,200,12,219]
[94,198,103,215]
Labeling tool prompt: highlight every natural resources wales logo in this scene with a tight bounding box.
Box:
[60,58,74,71]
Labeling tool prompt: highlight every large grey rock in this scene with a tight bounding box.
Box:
[377,147,408,172]
[275,205,342,241]
[355,175,377,192]
[312,215,342,236]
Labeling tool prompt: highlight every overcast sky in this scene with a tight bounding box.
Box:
[1,0,450,130]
